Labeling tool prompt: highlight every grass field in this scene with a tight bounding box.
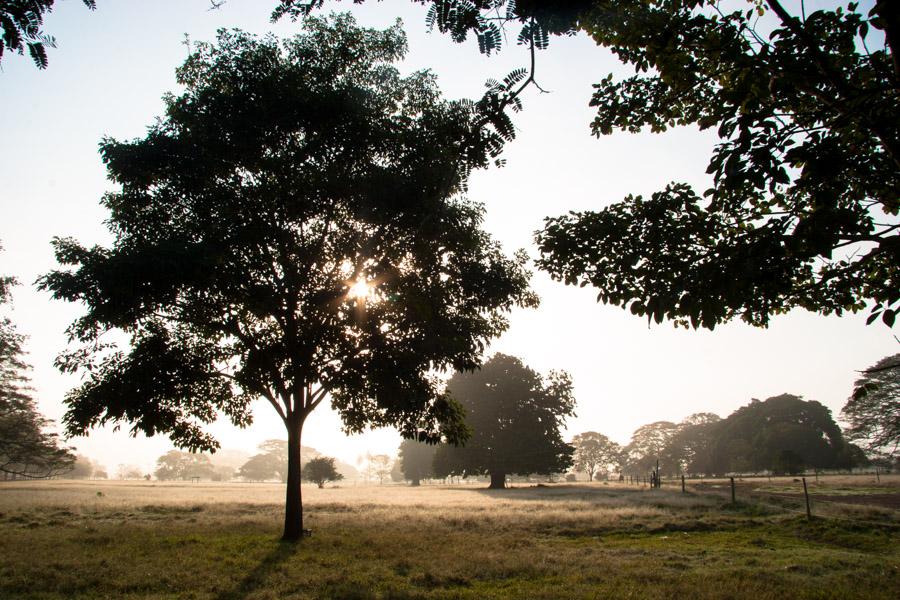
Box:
[1,477,898,599]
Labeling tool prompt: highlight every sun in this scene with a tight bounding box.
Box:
[346,278,375,301]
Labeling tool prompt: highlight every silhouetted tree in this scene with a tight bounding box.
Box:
[571,431,620,481]
[842,353,900,459]
[0,0,96,69]
[433,354,575,489]
[39,15,536,540]
[710,394,851,475]
[0,257,74,479]
[302,456,343,488]
[280,1,900,329]
[398,439,435,486]
[154,450,216,481]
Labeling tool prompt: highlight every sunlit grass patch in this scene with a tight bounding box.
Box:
[1,479,898,599]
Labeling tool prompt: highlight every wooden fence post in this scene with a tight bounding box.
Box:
[730,477,736,504]
[681,474,685,494]
[802,477,811,520]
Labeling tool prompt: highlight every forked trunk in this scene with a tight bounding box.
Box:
[282,415,305,541]
[488,472,506,489]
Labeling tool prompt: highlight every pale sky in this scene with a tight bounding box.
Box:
[1,0,894,475]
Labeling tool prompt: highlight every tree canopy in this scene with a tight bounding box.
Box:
[433,353,575,489]
[39,15,536,540]
[842,353,900,459]
[280,0,900,330]
[0,0,96,69]
[699,394,853,475]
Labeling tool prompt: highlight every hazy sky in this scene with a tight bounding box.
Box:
[1,0,894,474]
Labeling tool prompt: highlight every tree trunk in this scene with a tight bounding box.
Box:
[488,472,506,489]
[411,477,420,487]
[282,413,305,541]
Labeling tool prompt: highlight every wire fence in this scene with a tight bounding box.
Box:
[637,473,900,528]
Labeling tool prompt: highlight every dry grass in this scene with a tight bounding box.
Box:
[1,478,898,599]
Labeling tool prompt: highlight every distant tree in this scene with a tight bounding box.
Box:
[390,457,405,483]
[302,456,344,488]
[571,431,620,481]
[236,439,289,482]
[39,15,536,540]
[93,467,107,479]
[368,454,393,485]
[398,439,435,486]
[0,257,74,479]
[116,464,143,480]
[624,421,679,477]
[67,454,97,479]
[664,412,722,476]
[711,394,851,475]
[237,453,284,482]
[153,450,215,481]
[842,353,900,459]
[433,354,576,489]
[0,0,96,69]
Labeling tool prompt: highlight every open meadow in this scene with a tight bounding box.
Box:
[1,476,898,599]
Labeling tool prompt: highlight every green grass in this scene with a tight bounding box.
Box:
[1,481,898,599]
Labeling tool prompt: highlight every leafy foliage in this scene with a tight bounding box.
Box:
[282,1,900,329]
[842,353,900,458]
[0,0,96,69]
[302,456,344,488]
[39,15,535,539]
[433,353,575,488]
[534,0,900,328]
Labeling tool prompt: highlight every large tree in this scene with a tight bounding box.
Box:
[433,353,575,489]
[571,431,620,481]
[39,16,536,540]
[0,0,96,69]
[0,257,74,480]
[842,353,900,459]
[709,394,853,474]
[281,0,900,329]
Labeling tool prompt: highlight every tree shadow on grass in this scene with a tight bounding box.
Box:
[215,540,300,600]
